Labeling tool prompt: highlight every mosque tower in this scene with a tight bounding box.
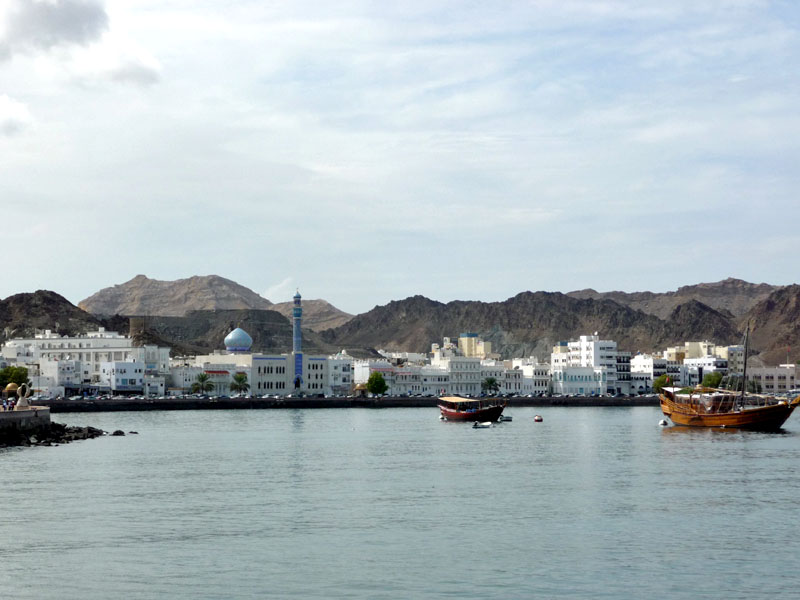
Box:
[292,290,303,388]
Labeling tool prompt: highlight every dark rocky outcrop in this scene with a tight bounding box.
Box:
[0,422,105,447]
[321,292,747,358]
[0,290,102,343]
[567,278,778,319]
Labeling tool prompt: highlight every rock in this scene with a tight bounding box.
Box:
[111,430,125,436]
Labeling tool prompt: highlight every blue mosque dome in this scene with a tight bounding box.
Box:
[224,327,253,352]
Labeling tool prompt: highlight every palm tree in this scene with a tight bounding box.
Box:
[191,373,215,394]
[230,373,250,395]
[481,377,500,395]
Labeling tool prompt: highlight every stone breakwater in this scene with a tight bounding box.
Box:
[0,422,105,448]
[41,395,660,413]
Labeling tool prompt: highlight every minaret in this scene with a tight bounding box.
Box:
[292,289,303,388]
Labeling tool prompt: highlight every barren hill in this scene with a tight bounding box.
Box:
[80,275,273,317]
[271,299,353,331]
[743,285,800,365]
[320,292,742,359]
[568,278,778,319]
[130,310,336,356]
[0,290,102,341]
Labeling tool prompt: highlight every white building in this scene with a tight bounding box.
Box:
[683,356,728,387]
[551,366,606,396]
[99,361,145,393]
[327,350,354,396]
[431,355,481,396]
[550,334,626,395]
[631,354,683,388]
[2,328,170,390]
[747,364,797,394]
[511,358,551,396]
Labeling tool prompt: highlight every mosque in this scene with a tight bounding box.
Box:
[176,291,352,397]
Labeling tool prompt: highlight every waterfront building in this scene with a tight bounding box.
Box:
[631,354,683,388]
[746,364,797,394]
[1,328,170,396]
[327,350,354,396]
[458,333,496,359]
[30,358,81,397]
[99,361,145,394]
[683,356,728,387]
[551,365,606,396]
[511,358,551,395]
[431,354,481,396]
[179,291,334,397]
[684,340,716,359]
[550,334,625,394]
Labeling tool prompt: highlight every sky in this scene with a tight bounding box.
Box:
[1,0,799,314]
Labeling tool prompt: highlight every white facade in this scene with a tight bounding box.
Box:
[551,366,605,396]
[747,364,797,394]
[100,361,145,392]
[631,354,683,387]
[431,355,481,396]
[327,351,354,396]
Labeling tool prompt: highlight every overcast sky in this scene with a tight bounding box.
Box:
[1,0,798,314]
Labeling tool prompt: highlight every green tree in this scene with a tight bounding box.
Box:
[481,377,500,395]
[229,373,250,395]
[366,372,388,395]
[191,373,215,394]
[701,371,724,388]
[653,374,670,392]
[0,366,29,390]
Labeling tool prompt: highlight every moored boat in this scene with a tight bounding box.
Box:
[660,387,800,430]
[659,323,800,431]
[438,396,506,422]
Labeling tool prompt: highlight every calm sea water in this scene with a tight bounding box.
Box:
[3,407,800,599]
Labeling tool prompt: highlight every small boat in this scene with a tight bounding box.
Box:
[438,396,506,422]
[533,415,543,422]
[497,415,513,422]
[472,421,493,429]
[660,324,800,431]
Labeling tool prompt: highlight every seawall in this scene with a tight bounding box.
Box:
[40,396,660,413]
[0,407,52,432]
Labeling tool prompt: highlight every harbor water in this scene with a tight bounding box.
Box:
[3,406,800,599]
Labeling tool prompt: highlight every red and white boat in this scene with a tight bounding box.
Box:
[438,396,506,422]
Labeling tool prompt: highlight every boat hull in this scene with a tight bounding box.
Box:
[660,393,800,431]
[439,404,505,422]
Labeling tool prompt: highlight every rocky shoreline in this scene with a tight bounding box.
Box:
[0,422,105,448]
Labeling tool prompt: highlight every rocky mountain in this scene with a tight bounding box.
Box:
[79,275,353,331]
[567,278,778,319]
[271,299,353,331]
[320,292,742,359]
[0,291,102,341]
[79,275,274,317]
[129,310,337,356]
[743,285,800,366]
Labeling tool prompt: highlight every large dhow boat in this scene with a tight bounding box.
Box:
[438,396,506,422]
[660,326,800,431]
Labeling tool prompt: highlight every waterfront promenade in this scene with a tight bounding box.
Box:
[40,395,659,413]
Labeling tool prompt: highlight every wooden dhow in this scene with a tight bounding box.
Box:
[660,386,800,430]
[659,323,800,431]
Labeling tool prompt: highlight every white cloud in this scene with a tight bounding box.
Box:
[0,94,32,134]
[263,277,296,303]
